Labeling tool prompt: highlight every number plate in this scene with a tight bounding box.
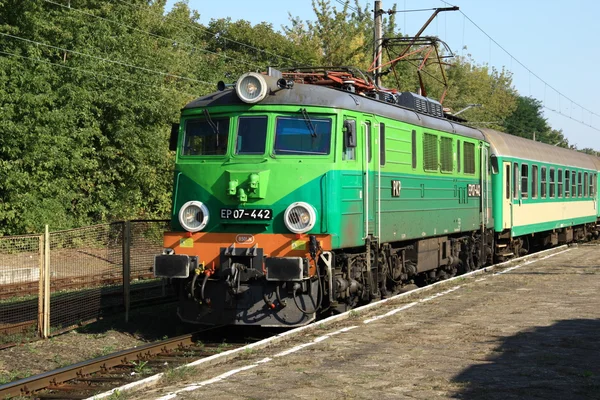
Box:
[220,208,273,220]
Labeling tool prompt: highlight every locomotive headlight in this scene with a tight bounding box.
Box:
[178,201,210,232]
[283,202,316,234]
[235,72,268,103]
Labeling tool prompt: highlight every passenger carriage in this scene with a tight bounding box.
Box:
[482,129,598,259]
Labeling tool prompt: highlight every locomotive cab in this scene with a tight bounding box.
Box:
[154,70,339,327]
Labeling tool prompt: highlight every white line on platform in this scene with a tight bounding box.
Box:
[85,245,571,400]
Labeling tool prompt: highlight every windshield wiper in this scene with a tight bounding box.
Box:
[203,109,220,147]
[301,108,317,138]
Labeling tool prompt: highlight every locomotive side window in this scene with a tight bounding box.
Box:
[183,117,230,156]
[557,169,563,198]
[235,116,267,155]
[457,140,461,173]
[541,167,547,198]
[412,130,417,169]
[521,164,528,198]
[549,168,555,198]
[565,169,570,197]
[342,119,356,161]
[274,116,332,155]
[532,165,538,198]
[365,122,372,163]
[380,123,386,166]
[463,142,475,174]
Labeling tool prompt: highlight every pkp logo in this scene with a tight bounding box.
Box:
[235,234,255,244]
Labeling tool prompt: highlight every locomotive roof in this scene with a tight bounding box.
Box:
[481,128,598,170]
[184,84,485,141]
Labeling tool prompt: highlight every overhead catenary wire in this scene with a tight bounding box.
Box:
[0,48,205,97]
[42,0,265,70]
[109,0,301,66]
[0,32,213,86]
[439,0,600,133]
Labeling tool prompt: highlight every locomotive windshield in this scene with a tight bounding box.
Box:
[235,116,268,155]
[183,117,230,156]
[274,116,332,155]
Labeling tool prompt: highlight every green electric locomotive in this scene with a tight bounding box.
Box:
[154,67,598,327]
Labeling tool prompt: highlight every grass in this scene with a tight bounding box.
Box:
[106,389,130,400]
[216,341,231,353]
[239,347,256,359]
[131,360,152,375]
[93,345,116,357]
[160,366,194,384]
[0,370,32,384]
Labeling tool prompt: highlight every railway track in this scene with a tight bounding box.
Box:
[0,330,255,400]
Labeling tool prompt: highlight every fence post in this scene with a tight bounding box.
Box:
[43,225,50,338]
[37,234,44,338]
[123,221,131,323]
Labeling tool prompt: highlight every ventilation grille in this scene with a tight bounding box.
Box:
[440,137,453,172]
[395,92,444,118]
[423,133,438,171]
[464,142,475,174]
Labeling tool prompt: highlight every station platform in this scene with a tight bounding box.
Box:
[106,244,600,400]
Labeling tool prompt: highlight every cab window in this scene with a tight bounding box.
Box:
[236,116,267,155]
[183,117,230,156]
[274,116,332,155]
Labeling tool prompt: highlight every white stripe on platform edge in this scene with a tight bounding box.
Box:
[85,245,571,400]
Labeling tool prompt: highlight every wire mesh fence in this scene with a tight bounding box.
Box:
[0,220,173,340]
[128,221,174,304]
[0,234,42,344]
[48,224,124,335]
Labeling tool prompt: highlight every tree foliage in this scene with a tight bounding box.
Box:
[0,0,595,235]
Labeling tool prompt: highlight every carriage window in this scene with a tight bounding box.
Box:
[578,172,582,197]
[557,169,563,198]
[572,171,577,197]
[541,167,547,198]
[549,168,555,198]
[464,142,475,174]
[593,174,597,197]
[274,116,332,155]
[505,164,510,200]
[235,116,267,155]
[183,117,230,156]
[584,172,588,197]
[521,164,528,198]
[565,169,570,197]
[532,165,538,198]
[513,163,519,199]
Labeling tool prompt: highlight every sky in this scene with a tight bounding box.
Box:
[165,0,600,150]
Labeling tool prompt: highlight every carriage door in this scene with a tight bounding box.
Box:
[502,161,512,229]
[362,118,376,238]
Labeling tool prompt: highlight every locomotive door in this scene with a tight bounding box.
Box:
[361,117,376,238]
[502,161,512,229]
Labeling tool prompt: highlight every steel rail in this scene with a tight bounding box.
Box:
[0,333,201,399]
